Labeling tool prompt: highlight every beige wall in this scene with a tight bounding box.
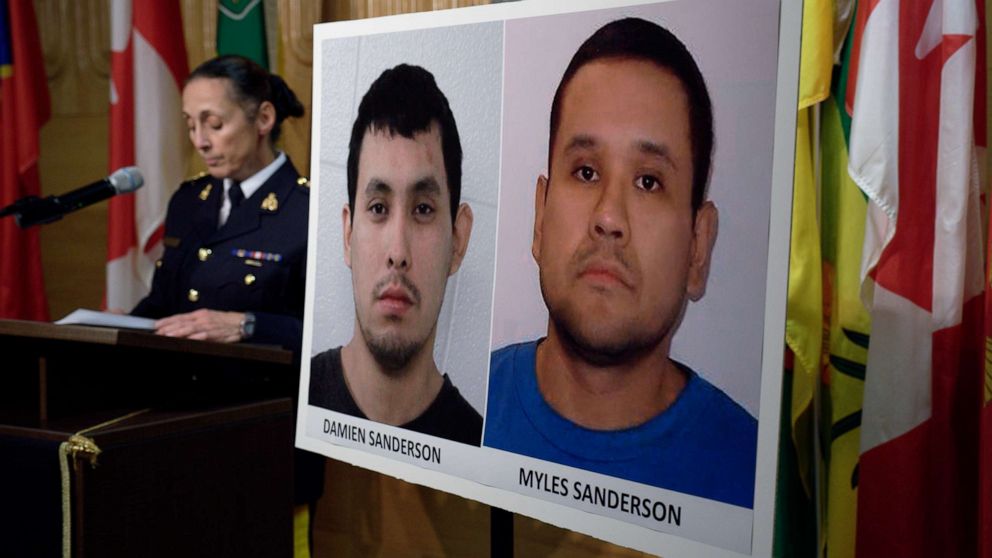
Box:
[35,0,111,319]
[32,1,646,556]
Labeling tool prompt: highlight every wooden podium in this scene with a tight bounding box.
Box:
[0,320,298,558]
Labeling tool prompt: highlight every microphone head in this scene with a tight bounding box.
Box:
[108,167,145,194]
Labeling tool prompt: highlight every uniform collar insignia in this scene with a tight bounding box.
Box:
[261,192,279,212]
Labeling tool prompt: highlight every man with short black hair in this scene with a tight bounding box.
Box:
[484,18,757,507]
[309,64,482,445]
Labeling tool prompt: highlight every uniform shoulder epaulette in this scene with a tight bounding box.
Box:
[296,176,311,189]
[184,171,209,184]
[180,171,212,201]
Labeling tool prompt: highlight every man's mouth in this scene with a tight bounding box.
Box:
[376,285,415,315]
[578,260,634,289]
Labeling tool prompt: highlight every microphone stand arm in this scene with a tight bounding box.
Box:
[0,195,65,228]
[0,182,117,228]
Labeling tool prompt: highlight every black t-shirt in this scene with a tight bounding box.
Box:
[308,347,483,446]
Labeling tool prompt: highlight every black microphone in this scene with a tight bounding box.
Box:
[0,167,144,228]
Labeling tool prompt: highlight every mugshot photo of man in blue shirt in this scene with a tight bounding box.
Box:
[484,17,758,509]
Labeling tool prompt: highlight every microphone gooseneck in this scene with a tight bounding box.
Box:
[0,167,146,228]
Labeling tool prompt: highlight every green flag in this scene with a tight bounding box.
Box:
[217,0,268,69]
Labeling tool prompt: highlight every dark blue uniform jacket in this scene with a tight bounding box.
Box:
[132,158,309,352]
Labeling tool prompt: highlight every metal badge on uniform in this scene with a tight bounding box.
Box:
[163,236,181,248]
[232,248,283,264]
[296,177,310,188]
[199,183,212,201]
[261,192,278,211]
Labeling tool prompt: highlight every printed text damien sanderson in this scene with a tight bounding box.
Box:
[323,419,441,464]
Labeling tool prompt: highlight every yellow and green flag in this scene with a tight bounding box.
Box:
[817,9,872,557]
[820,93,869,558]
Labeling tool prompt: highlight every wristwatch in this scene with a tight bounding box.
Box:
[239,312,256,341]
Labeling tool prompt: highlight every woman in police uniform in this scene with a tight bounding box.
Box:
[132,55,308,352]
[131,58,323,553]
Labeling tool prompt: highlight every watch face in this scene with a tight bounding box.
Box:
[243,313,256,339]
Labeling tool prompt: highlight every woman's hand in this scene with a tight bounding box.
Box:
[154,309,245,343]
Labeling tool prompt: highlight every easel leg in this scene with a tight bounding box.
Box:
[490,507,513,558]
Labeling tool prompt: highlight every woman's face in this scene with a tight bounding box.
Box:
[182,77,273,182]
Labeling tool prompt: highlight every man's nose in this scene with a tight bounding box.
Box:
[386,215,411,270]
[590,177,629,242]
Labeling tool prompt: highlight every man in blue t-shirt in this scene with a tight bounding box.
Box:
[484,18,757,508]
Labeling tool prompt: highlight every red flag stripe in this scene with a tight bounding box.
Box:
[0,0,49,320]
[133,3,187,89]
[143,223,164,254]
[106,0,188,311]
[107,42,136,262]
[8,3,48,176]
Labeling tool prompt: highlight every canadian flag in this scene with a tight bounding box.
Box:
[846,0,986,555]
[107,0,188,311]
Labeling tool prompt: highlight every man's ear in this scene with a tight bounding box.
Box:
[686,201,718,302]
[256,100,276,137]
[531,175,549,264]
[342,203,353,269]
[448,203,474,276]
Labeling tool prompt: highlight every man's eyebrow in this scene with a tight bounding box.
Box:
[364,178,393,197]
[365,177,441,198]
[637,139,677,170]
[561,135,678,170]
[412,176,441,196]
[562,134,597,154]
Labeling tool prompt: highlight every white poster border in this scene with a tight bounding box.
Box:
[298,0,802,556]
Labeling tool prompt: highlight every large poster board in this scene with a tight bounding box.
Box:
[297,0,801,555]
